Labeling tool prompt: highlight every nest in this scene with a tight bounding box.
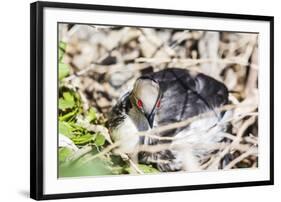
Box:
[58,23,258,176]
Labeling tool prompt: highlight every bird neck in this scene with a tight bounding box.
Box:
[128,106,151,132]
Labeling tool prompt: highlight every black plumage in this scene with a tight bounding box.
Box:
[149,68,228,138]
[108,68,229,172]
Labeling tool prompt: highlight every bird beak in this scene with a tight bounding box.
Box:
[146,113,155,128]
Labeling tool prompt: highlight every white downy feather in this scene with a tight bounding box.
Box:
[171,110,233,171]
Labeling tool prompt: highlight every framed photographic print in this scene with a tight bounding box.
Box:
[30,1,274,200]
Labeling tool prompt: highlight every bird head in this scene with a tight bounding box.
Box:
[129,76,162,128]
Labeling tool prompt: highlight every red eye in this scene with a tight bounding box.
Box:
[137,99,143,109]
[156,100,161,108]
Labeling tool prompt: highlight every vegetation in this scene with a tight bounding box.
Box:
[58,41,158,177]
[58,24,259,177]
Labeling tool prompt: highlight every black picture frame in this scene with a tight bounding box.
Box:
[30,1,274,200]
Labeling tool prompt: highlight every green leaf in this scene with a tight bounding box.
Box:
[71,133,95,145]
[59,49,64,62]
[86,107,97,122]
[59,108,78,122]
[59,147,73,164]
[59,62,69,80]
[59,158,112,177]
[58,41,67,64]
[95,133,105,146]
[68,122,86,131]
[138,164,159,173]
[126,164,159,174]
[59,121,74,138]
[64,91,74,102]
[59,41,67,50]
[59,92,75,110]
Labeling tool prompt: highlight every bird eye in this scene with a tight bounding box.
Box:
[156,100,161,108]
[137,99,143,109]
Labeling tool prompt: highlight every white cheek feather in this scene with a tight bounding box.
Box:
[111,116,140,154]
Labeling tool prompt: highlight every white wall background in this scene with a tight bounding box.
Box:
[0,0,279,201]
